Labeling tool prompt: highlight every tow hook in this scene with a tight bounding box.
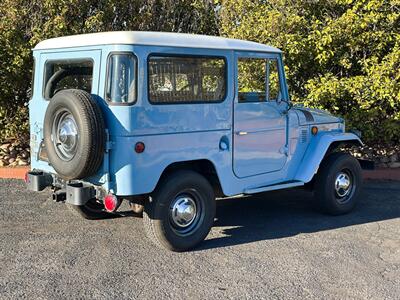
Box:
[52,189,66,202]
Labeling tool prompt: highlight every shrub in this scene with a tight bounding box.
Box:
[0,0,219,142]
[219,0,400,145]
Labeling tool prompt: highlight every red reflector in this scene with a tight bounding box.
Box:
[104,194,119,212]
[135,142,145,153]
[24,172,29,184]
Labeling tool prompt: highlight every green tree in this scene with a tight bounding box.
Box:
[220,0,400,144]
[0,0,219,141]
[1,0,399,146]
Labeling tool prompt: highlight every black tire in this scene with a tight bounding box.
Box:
[68,199,112,220]
[143,170,215,252]
[43,89,105,180]
[314,152,363,215]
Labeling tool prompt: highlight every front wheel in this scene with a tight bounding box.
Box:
[314,152,363,215]
[143,170,215,252]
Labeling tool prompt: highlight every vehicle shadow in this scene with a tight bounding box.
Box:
[198,183,400,251]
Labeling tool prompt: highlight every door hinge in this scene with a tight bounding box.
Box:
[279,146,289,156]
[106,141,114,151]
[105,129,113,152]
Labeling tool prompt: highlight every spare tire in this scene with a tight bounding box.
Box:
[43,89,105,180]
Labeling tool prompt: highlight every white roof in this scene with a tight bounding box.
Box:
[34,31,281,53]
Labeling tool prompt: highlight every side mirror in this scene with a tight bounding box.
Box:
[280,100,293,115]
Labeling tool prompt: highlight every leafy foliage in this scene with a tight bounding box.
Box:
[220,0,400,144]
[0,0,218,141]
[0,0,399,145]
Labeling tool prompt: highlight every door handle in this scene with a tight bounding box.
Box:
[236,131,248,136]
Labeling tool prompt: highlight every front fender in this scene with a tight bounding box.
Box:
[294,132,363,183]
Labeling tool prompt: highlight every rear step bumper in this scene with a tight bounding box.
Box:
[26,171,97,206]
[66,182,96,206]
[26,171,53,192]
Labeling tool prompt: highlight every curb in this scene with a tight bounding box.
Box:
[362,168,400,181]
[0,167,399,181]
[0,167,29,180]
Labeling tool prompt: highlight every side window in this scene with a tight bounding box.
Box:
[29,58,35,99]
[148,55,226,104]
[106,53,137,104]
[43,59,93,99]
[238,57,280,102]
[267,59,280,101]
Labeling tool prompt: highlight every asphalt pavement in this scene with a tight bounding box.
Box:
[0,179,399,299]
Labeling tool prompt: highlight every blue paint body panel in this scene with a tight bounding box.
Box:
[294,132,362,183]
[29,40,362,197]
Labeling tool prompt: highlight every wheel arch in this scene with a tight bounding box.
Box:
[324,139,362,157]
[294,132,363,183]
[156,159,225,197]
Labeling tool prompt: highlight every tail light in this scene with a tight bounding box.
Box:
[135,142,145,153]
[104,194,120,212]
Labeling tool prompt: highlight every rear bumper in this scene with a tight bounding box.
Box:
[26,170,102,206]
[26,171,53,191]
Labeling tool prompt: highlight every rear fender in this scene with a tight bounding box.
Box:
[294,132,363,183]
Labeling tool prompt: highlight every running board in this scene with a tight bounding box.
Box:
[244,181,304,194]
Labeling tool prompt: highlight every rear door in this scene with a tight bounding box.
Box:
[30,49,102,170]
[40,50,102,100]
[233,52,288,178]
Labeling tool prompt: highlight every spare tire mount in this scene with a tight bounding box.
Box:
[43,89,105,180]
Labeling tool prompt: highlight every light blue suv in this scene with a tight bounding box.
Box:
[26,32,369,251]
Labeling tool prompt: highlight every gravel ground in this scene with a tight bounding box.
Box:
[0,179,399,299]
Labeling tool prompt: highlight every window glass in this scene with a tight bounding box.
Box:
[267,59,280,101]
[43,59,93,99]
[148,56,226,103]
[238,58,280,102]
[29,58,35,99]
[106,54,137,103]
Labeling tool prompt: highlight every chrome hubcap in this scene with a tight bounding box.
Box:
[170,196,197,228]
[52,111,78,161]
[335,172,352,198]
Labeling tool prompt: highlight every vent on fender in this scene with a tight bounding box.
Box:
[300,129,308,143]
[299,109,315,122]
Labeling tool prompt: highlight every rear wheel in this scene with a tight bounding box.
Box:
[143,171,215,251]
[314,152,362,215]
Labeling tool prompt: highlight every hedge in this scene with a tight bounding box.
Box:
[0,0,398,145]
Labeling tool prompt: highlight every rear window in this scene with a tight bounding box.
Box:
[106,53,137,104]
[148,55,226,104]
[43,59,93,99]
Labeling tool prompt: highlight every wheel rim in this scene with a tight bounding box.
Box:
[169,190,203,235]
[334,170,355,203]
[51,109,78,161]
